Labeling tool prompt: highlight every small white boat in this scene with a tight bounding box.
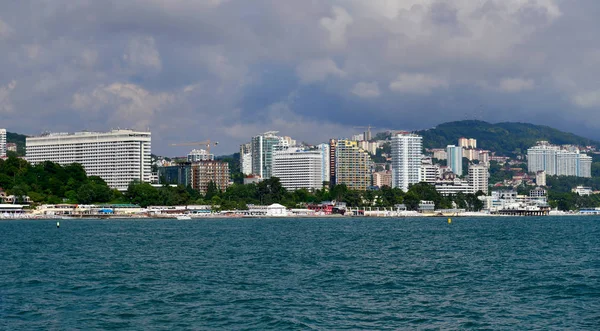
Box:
[176,215,192,220]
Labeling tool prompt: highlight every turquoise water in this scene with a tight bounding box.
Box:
[1,217,599,330]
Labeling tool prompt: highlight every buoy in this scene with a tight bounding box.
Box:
[56,221,60,228]
[447,218,452,224]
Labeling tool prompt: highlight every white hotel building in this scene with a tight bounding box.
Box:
[26,130,151,190]
[272,148,324,191]
[391,132,423,192]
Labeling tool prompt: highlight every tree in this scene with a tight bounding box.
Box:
[126,181,160,207]
[330,184,348,202]
[205,181,219,200]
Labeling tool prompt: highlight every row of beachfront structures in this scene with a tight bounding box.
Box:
[0,188,574,218]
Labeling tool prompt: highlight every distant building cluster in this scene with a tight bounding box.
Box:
[527,141,592,177]
[12,122,598,201]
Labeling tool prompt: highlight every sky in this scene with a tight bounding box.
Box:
[1,0,600,155]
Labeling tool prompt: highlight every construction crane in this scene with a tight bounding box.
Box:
[353,125,377,141]
[170,140,218,155]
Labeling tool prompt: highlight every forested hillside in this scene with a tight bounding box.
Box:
[416,120,600,156]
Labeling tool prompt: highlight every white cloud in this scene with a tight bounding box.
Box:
[572,91,600,108]
[0,19,12,39]
[320,6,353,49]
[0,80,17,113]
[499,78,535,93]
[80,49,98,68]
[296,58,345,83]
[389,73,447,94]
[123,36,162,72]
[352,82,381,98]
[72,83,174,129]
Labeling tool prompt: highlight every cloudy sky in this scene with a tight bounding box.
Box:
[1,0,599,155]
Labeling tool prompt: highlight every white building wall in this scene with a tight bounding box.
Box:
[391,133,422,192]
[241,153,253,175]
[578,155,592,178]
[420,164,440,184]
[272,149,323,191]
[26,130,151,190]
[468,164,489,195]
[0,129,6,157]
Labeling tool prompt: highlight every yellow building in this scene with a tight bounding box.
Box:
[335,140,373,191]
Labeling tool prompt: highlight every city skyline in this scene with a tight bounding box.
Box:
[2,1,600,154]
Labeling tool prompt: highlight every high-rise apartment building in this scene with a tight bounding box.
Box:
[190,161,230,194]
[391,133,422,192]
[527,141,591,177]
[317,143,330,184]
[26,130,151,190]
[527,142,559,175]
[468,164,489,195]
[335,140,373,191]
[251,131,281,179]
[239,143,252,175]
[0,129,6,157]
[447,145,463,176]
[329,139,337,186]
[272,148,323,191]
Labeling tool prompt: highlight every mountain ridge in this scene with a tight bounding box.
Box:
[414,120,600,156]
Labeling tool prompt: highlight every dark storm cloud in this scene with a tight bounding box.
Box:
[0,0,599,154]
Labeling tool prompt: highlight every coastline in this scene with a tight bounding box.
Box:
[0,211,587,220]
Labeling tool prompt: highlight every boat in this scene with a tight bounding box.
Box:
[176,215,192,220]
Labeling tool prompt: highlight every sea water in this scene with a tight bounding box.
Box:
[1,217,599,330]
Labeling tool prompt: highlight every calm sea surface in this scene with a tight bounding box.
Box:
[1,217,599,330]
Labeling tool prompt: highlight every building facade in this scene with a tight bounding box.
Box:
[458,137,477,149]
[447,145,463,176]
[468,164,489,195]
[0,129,6,157]
[420,163,441,184]
[272,148,323,191]
[335,140,373,191]
[329,139,337,186]
[26,130,151,190]
[536,170,546,186]
[251,132,281,179]
[158,163,192,187]
[373,171,392,188]
[527,141,592,177]
[391,133,423,192]
[187,149,214,162]
[317,143,330,184]
[6,143,16,153]
[190,161,230,194]
[239,143,252,175]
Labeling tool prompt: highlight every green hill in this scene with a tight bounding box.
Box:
[6,131,27,155]
[415,120,600,156]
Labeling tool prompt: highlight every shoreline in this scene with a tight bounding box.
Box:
[0,212,589,220]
